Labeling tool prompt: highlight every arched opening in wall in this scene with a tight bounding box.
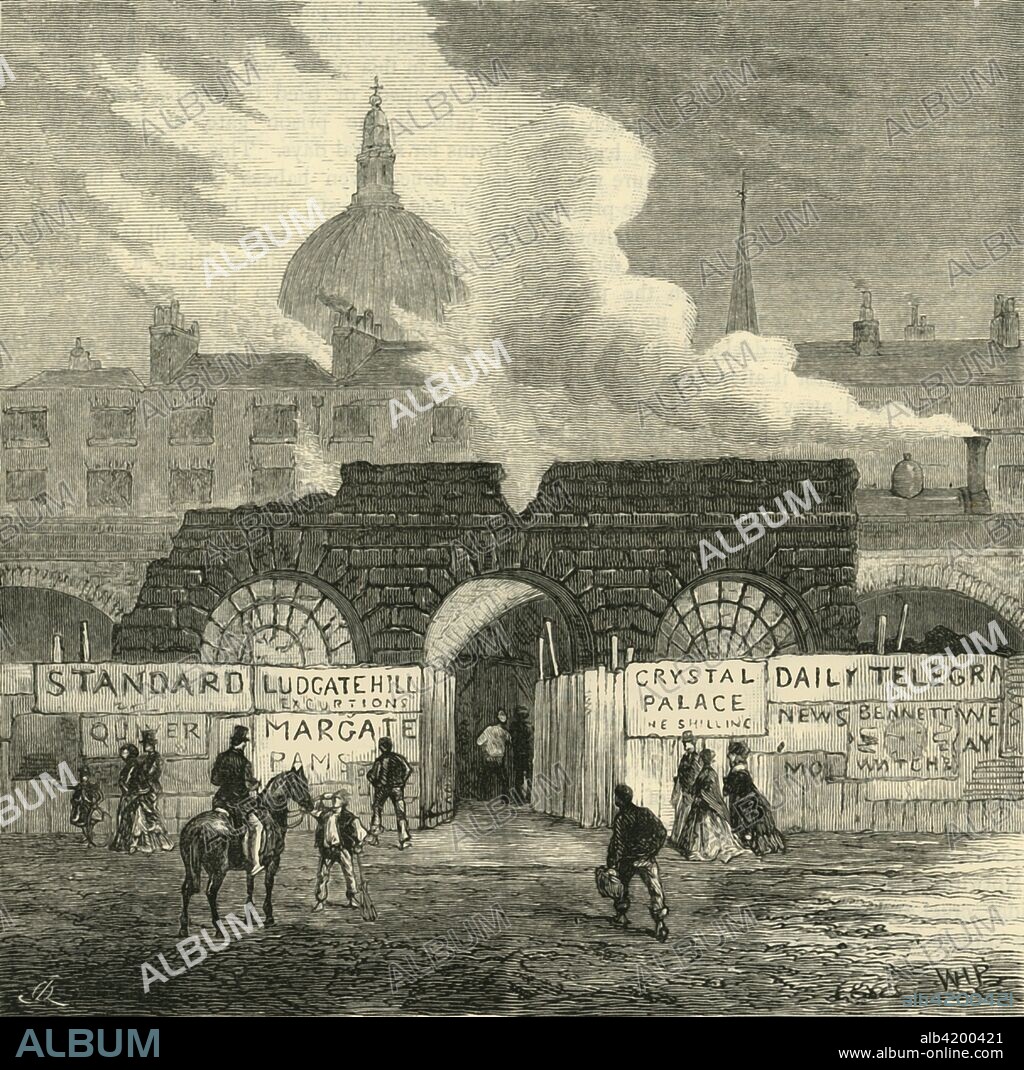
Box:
[856,588,1022,653]
[199,573,371,667]
[656,573,819,660]
[423,571,594,806]
[0,587,115,662]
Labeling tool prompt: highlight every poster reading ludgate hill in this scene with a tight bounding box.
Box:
[254,665,423,712]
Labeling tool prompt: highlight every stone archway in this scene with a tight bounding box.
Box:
[857,556,1024,637]
[423,569,594,803]
[199,571,372,667]
[0,563,133,621]
[423,569,595,670]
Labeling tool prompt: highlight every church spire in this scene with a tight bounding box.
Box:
[726,171,759,335]
[353,76,400,207]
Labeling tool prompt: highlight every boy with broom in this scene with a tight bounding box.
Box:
[311,791,374,918]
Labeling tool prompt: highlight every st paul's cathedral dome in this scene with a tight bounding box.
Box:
[278,78,466,342]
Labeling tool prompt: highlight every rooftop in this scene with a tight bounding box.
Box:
[341,339,432,386]
[171,352,336,388]
[794,339,1023,386]
[11,367,146,390]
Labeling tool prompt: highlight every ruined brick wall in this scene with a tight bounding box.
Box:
[519,459,859,657]
[113,458,859,663]
[113,463,518,663]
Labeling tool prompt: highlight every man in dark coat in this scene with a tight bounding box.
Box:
[365,736,412,849]
[110,744,147,853]
[210,725,264,874]
[509,706,533,800]
[604,783,669,941]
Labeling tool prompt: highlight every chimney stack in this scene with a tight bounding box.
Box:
[853,290,880,355]
[963,435,991,514]
[904,301,935,340]
[990,294,1020,348]
[68,337,101,372]
[150,301,200,384]
[332,306,380,381]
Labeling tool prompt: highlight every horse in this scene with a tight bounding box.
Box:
[177,764,314,936]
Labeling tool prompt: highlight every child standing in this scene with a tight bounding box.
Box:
[70,765,104,844]
[311,792,368,913]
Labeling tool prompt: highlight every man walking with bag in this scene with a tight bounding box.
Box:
[597,783,669,942]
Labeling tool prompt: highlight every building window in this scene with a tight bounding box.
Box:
[170,407,214,445]
[252,467,294,501]
[88,407,136,446]
[431,406,463,442]
[5,470,46,502]
[251,404,297,444]
[2,409,48,448]
[332,404,372,441]
[87,469,132,511]
[170,467,214,505]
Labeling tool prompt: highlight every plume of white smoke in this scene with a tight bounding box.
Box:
[398,104,972,507]
[294,413,343,495]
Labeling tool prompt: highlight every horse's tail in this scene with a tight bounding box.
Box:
[179,816,206,893]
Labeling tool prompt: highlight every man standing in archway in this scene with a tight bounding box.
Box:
[477,710,512,801]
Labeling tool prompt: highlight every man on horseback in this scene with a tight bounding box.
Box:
[210,725,265,876]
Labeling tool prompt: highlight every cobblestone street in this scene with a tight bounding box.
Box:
[0,804,1021,1017]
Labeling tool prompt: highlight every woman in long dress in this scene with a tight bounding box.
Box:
[109,744,146,853]
[136,730,173,852]
[679,749,750,862]
[723,741,785,856]
[669,732,700,847]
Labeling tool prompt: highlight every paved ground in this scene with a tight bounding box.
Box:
[0,804,1021,1017]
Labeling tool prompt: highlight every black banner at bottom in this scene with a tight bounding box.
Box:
[0,1013,1020,1060]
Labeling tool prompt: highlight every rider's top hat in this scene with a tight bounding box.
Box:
[140,729,158,747]
[230,725,250,746]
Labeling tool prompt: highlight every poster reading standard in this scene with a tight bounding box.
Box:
[626,661,766,738]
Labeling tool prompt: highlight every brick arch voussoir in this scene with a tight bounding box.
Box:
[857,559,1024,635]
[0,563,128,621]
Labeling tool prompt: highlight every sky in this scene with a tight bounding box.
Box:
[0,0,1018,498]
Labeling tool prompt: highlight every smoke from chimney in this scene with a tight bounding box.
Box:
[398,107,974,506]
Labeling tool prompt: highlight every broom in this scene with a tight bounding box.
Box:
[352,851,377,921]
